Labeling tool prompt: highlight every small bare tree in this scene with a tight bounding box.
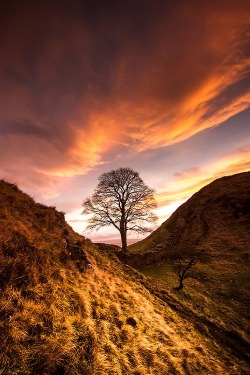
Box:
[159,233,210,290]
[168,252,198,290]
[82,167,157,258]
[167,246,210,290]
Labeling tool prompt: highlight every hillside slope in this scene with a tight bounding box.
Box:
[0,180,249,374]
[128,172,250,370]
[129,171,250,258]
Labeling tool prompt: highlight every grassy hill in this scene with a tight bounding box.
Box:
[128,171,250,371]
[0,179,249,374]
[129,171,250,257]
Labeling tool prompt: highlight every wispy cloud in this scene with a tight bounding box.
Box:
[1,1,249,189]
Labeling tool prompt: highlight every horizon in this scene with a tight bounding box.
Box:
[0,1,249,244]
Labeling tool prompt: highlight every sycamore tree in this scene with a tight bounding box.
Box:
[82,167,158,258]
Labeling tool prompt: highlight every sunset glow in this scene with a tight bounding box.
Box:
[0,0,249,244]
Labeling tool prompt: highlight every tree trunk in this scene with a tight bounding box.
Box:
[120,208,127,262]
[121,229,127,262]
[177,276,184,290]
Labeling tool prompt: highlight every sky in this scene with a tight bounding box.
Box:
[0,0,249,244]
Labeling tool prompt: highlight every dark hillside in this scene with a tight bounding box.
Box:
[129,171,250,261]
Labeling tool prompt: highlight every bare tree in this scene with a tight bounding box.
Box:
[158,233,210,290]
[168,253,198,290]
[82,167,157,258]
[167,246,210,290]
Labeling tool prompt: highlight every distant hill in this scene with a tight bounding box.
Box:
[0,179,249,374]
[129,171,250,263]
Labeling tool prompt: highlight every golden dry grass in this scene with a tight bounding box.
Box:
[0,180,249,374]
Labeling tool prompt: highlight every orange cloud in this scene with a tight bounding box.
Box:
[0,0,249,192]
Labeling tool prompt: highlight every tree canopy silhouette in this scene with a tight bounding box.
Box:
[82,167,157,257]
